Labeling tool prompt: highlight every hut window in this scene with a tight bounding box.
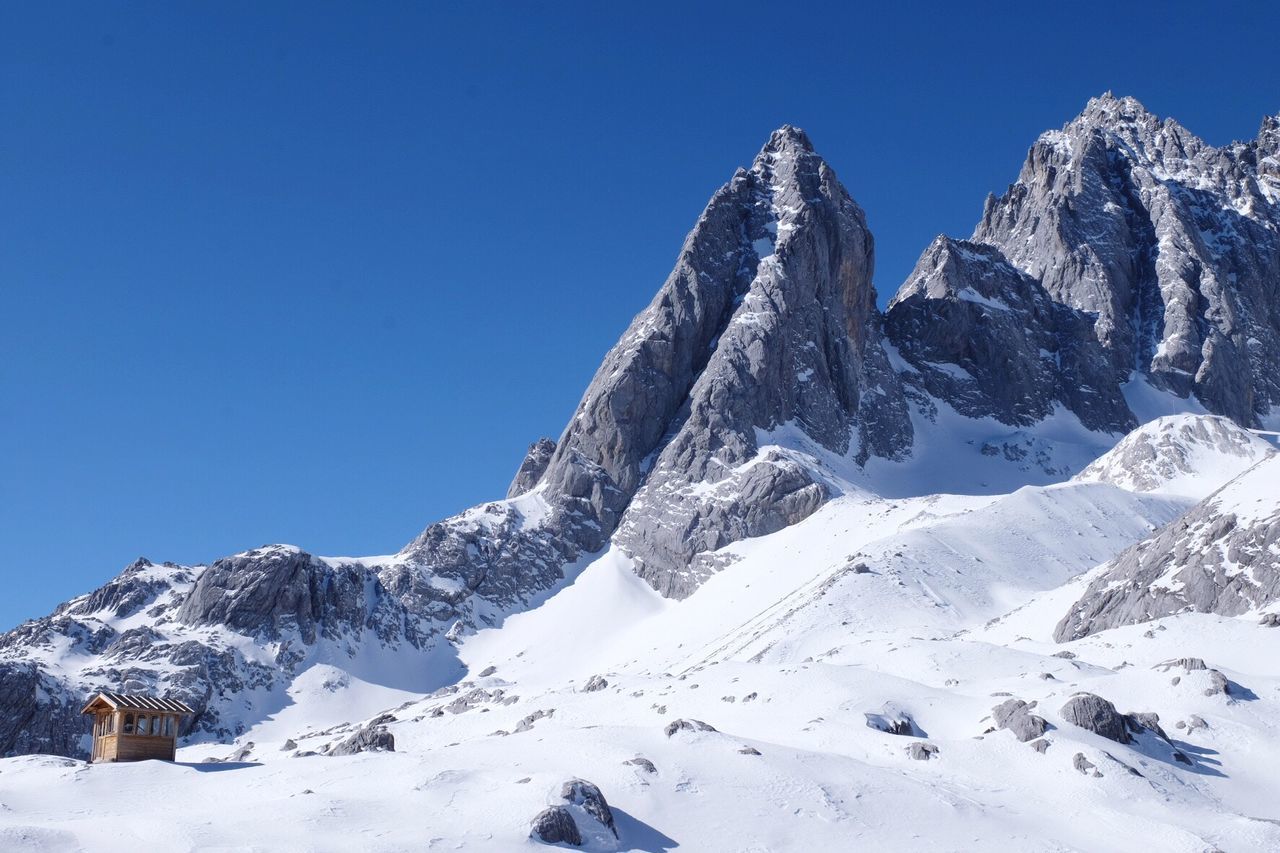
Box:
[139,715,150,735]
[123,714,134,734]
[107,715,116,734]
[163,716,174,737]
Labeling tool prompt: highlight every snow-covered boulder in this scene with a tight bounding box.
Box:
[1059,694,1131,744]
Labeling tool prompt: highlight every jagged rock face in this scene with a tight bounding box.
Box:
[603,127,911,597]
[885,236,1132,433]
[404,127,912,603]
[0,662,85,758]
[972,94,1280,426]
[177,547,409,646]
[506,438,556,498]
[390,496,583,625]
[0,548,447,759]
[1056,453,1280,641]
[1072,414,1274,495]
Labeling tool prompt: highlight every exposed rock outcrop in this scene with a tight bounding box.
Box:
[1073,415,1274,496]
[1060,694,1132,744]
[330,723,395,756]
[906,742,939,761]
[665,718,717,737]
[507,438,557,499]
[991,698,1049,742]
[886,237,1131,433]
[1057,454,1280,640]
[864,705,923,737]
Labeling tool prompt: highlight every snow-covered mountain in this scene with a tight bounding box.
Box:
[2,96,1280,852]
[1058,449,1280,641]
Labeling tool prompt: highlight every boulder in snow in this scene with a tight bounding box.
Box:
[330,724,394,756]
[991,698,1049,742]
[581,675,609,693]
[864,704,923,737]
[1059,694,1130,744]
[665,718,717,737]
[530,805,582,846]
[560,778,618,839]
[906,742,939,761]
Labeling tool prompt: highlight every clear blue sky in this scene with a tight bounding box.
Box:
[2,1,1277,629]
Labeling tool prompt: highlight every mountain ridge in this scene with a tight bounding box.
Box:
[2,96,1279,765]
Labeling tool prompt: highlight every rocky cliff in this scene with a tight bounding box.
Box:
[970,93,1280,426]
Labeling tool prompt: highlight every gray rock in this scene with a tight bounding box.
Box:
[738,746,763,756]
[970,94,1280,426]
[603,127,912,597]
[1060,694,1131,744]
[559,778,618,839]
[530,805,581,846]
[176,546,399,646]
[581,675,609,693]
[1154,658,1208,672]
[1126,712,1167,740]
[513,709,554,734]
[864,705,922,737]
[1056,455,1280,640]
[1073,752,1101,776]
[330,724,394,756]
[991,698,1049,742]
[224,742,254,762]
[0,662,84,759]
[507,438,556,499]
[886,237,1132,433]
[1029,739,1050,754]
[281,738,297,751]
[623,757,657,773]
[906,742,939,761]
[664,718,717,737]
[1205,670,1231,697]
[1261,613,1280,627]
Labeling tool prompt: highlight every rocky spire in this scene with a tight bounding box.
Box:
[506,438,556,499]
[966,94,1280,427]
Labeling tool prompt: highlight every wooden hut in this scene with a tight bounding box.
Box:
[81,692,194,763]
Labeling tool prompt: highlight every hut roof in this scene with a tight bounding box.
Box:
[80,691,195,715]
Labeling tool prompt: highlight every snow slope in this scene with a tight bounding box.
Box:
[3,411,1278,852]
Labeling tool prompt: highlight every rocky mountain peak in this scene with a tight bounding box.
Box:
[759,124,815,156]
[967,95,1280,427]
[1076,91,1156,125]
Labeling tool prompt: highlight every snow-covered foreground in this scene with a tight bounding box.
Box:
[1,416,1277,852]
